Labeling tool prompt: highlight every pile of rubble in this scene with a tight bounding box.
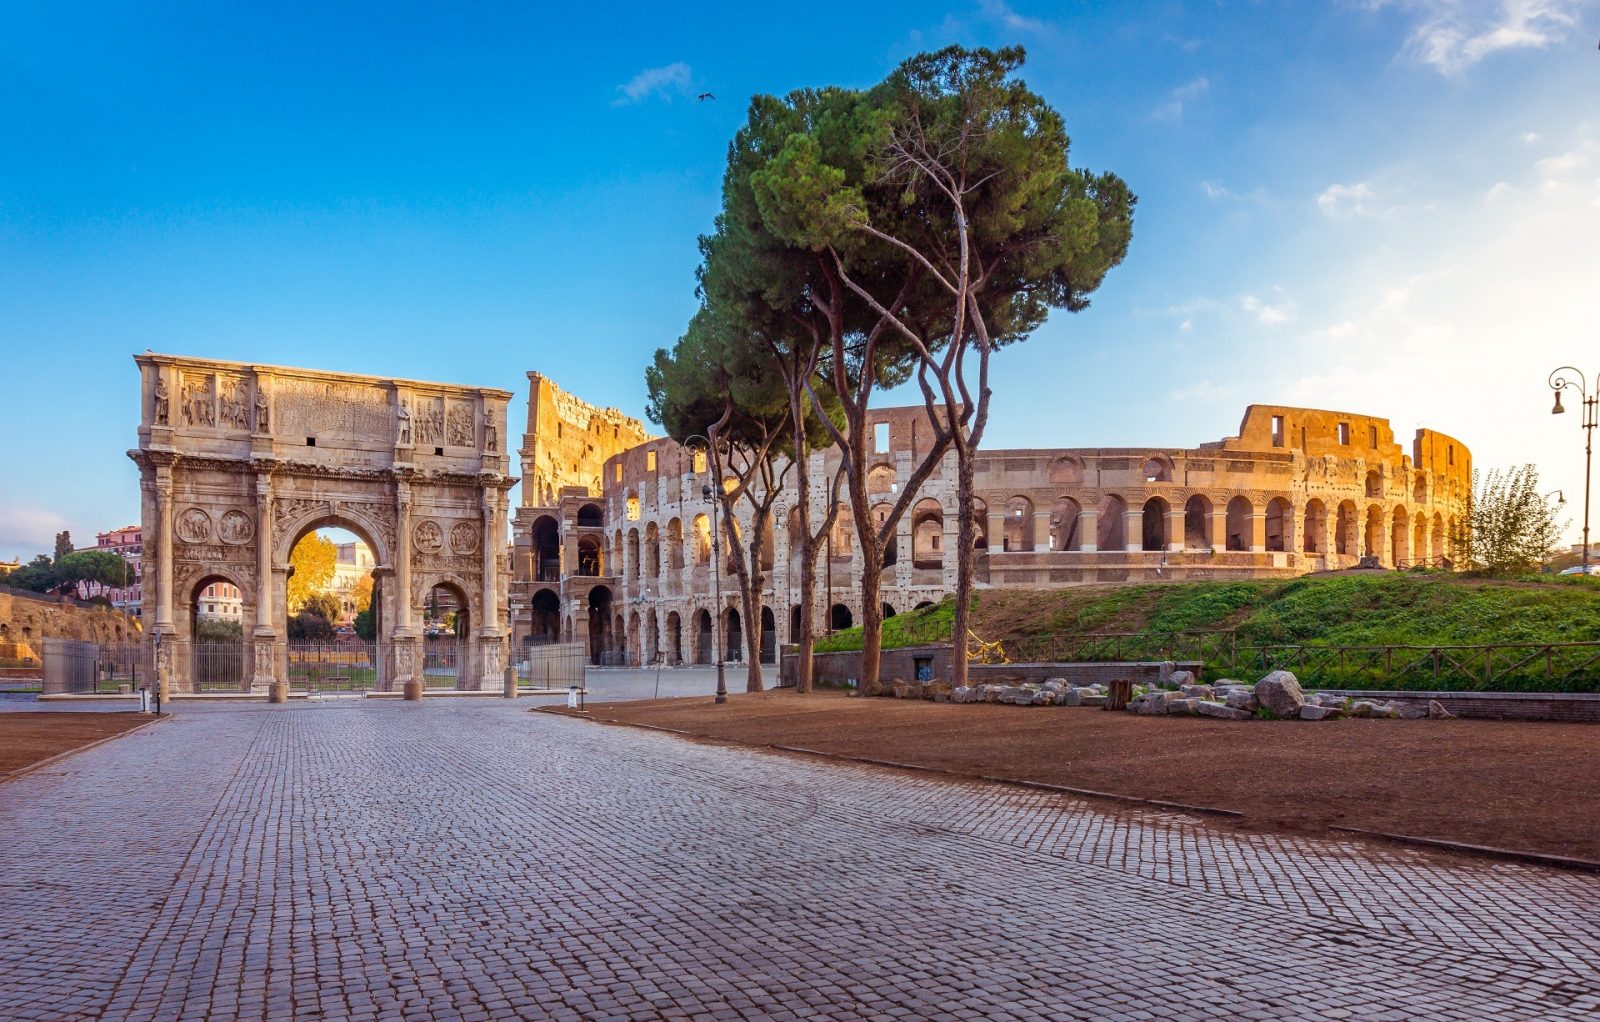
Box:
[863,667,1457,721]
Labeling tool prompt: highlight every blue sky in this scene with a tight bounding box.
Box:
[3,0,1599,556]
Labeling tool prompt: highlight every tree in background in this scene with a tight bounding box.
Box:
[354,605,377,641]
[1450,465,1564,576]
[53,531,74,562]
[286,533,336,611]
[351,575,374,615]
[54,550,132,589]
[8,556,59,593]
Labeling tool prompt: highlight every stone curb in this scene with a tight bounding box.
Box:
[1328,826,1600,874]
[538,706,1600,874]
[0,713,174,785]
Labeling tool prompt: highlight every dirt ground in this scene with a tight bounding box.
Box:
[0,713,153,776]
[562,689,1600,862]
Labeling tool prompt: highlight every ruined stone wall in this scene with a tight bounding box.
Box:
[518,372,653,507]
[0,588,142,658]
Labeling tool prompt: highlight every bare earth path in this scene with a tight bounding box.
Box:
[1,700,1597,1021]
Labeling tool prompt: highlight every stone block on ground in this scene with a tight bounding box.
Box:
[1169,670,1197,688]
[1224,689,1259,712]
[1180,684,1215,700]
[1397,701,1427,719]
[1299,704,1335,721]
[1166,698,1197,716]
[1195,700,1253,721]
[888,679,911,699]
[1427,699,1456,720]
[1254,671,1305,718]
[863,678,887,698]
[926,681,953,702]
[1080,694,1109,707]
[1059,688,1083,707]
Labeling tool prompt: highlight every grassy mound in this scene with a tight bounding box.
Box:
[810,573,1600,691]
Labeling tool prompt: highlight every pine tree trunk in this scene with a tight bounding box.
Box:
[951,439,976,690]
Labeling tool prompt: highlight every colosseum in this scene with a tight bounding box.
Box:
[509,373,1472,666]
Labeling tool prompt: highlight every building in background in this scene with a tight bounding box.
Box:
[73,525,144,616]
[508,375,1474,668]
[330,541,375,625]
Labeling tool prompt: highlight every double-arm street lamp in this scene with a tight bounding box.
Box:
[1549,367,1597,573]
[684,434,728,705]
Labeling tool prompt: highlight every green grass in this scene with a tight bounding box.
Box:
[813,574,1600,691]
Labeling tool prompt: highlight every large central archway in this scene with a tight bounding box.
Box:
[132,353,515,696]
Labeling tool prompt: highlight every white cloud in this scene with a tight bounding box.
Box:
[1520,131,1541,143]
[1151,77,1210,122]
[0,504,71,558]
[1242,293,1296,325]
[1371,0,1585,76]
[1317,181,1381,217]
[1484,180,1515,200]
[613,62,694,106]
[978,0,1047,33]
[1179,318,1194,332]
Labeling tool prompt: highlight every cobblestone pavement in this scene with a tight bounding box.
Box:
[1,701,1597,1021]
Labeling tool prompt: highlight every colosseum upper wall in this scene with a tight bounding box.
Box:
[509,384,1472,667]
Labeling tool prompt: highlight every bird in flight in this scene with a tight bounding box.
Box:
[697,92,715,101]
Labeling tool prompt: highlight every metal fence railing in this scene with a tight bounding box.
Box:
[517,642,586,688]
[193,643,247,692]
[287,642,379,693]
[42,640,147,695]
[422,639,459,689]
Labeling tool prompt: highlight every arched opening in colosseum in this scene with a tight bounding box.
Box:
[667,518,684,570]
[790,605,802,643]
[881,602,896,619]
[913,499,943,566]
[867,463,896,496]
[586,586,613,664]
[1302,499,1327,554]
[665,610,682,663]
[1003,496,1034,552]
[625,495,640,521]
[725,608,742,662]
[531,515,560,583]
[563,615,572,642]
[1414,473,1428,503]
[875,503,897,567]
[695,609,712,664]
[645,522,660,579]
[1335,501,1357,555]
[788,506,805,558]
[529,588,560,645]
[830,603,853,630]
[1049,457,1083,484]
[1413,515,1427,566]
[190,573,246,692]
[612,530,624,579]
[1141,456,1173,483]
[1364,470,1382,499]
[646,610,660,663]
[1141,497,1169,551]
[1364,506,1384,559]
[972,499,988,549]
[692,515,712,565]
[1184,495,1212,550]
[577,503,604,528]
[1391,506,1410,565]
[830,508,854,562]
[1052,498,1082,551]
[614,613,627,664]
[724,516,743,575]
[914,600,936,610]
[760,606,776,663]
[626,528,641,580]
[1225,496,1252,551]
[1265,497,1292,553]
[577,536,602,577]
[759,511,775,572]
[628,611,641,664]
[1098,494,1127,550]
[1433,512,1446,561]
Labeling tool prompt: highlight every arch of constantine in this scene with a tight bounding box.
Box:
[508,388,1472,667]
[130,354,513,695]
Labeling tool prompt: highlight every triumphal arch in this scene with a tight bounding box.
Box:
[130,353,514,697]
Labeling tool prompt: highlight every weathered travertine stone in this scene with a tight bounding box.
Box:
[1427,699,1456,719]
[1195,700,1253,721]
[1254,671,1305,717]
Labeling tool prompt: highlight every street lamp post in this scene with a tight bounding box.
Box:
[1549,367,1597,574]
[685,435,727,704]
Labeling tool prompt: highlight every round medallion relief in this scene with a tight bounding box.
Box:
[176,508,212,544]
[218,510,254,544]
[414,520,443,553]
[450,521,479,555]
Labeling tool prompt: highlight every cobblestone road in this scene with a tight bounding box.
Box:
[1,701,1597,1021]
